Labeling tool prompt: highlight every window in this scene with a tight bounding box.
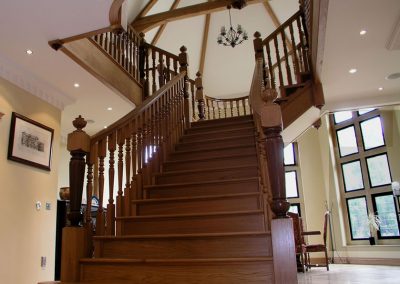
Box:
[336,126,358,157]
[331,108,398,244]
[372,193,400,238]
[341,160,364,192]
[360,116,385,150]
[284,143,304,218]
[347,196,370,240]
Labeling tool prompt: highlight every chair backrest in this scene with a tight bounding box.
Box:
[288,212,304,252]
[323,211,330,245]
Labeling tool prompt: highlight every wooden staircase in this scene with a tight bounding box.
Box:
[79,115,274,283]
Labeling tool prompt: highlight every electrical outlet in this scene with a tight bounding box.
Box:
[41,256,46,269]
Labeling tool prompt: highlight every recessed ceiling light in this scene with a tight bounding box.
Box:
[104,126,108,129]
[107,107,112,111]
[349,68,357,74]
[74,83,80,88]
[26,49,33,55]
[360,30,367,35]
[378,87,384,91]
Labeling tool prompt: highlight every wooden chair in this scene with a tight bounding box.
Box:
[287,212,307,272]
[304,211,330,271]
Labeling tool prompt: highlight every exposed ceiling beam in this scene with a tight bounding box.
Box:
[109,0,125,26]
[199,13,211,74]
[132,0,264,32]
[134,0,158,22]
[263,2,293,50]
[151,0,181,45]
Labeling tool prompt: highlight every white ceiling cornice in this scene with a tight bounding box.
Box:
[0,53,75,110]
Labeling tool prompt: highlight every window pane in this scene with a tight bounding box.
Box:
[284,143,295,165]
[366,154,391,187]
[337,126,358,157]
[342,160,364,191]
[289,204,301,216]
[285,171,298,198]
[358,108,376,115]
[334,111,352,124]
[347,197,370,239]
[374,195,400,238]
[360,116,385,150]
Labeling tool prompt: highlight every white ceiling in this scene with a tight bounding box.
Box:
[0,0,399,139]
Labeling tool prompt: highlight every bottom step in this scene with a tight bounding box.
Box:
[80,257,274,284]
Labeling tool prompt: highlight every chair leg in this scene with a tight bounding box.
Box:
[300,253,305,273]
[324,248,329,271]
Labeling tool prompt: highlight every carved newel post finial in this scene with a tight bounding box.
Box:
[195,71,205,120]
[253,31,264,60]
[67,115,90,226]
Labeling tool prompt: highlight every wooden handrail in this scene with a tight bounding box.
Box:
[262,10,302,44]
[91,72,186,142]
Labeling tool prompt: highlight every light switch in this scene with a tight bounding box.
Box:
[45,202,51,210]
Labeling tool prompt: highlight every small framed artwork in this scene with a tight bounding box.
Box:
[8,112,54,171]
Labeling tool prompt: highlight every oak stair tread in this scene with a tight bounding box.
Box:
[176,133,255,147]
[80,257,273,264]
[164,152,256,165]
[144,177,259,189]
[116,209,263,220]
[154,164,258,177]
[182,126,254,138]
[93,231,271,240]
[132,192,260,204]
[171,142,255,155]
[187,119,254,132]
[191,115,253,126]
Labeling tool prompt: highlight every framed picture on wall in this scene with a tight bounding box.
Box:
[8,112,54,171]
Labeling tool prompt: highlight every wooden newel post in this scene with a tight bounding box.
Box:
[67,115,90,226]
[195,71,205,120]
[179,45,190,128]
[259,90,290,218]
[62,115,90,282]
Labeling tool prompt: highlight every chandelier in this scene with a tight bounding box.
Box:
[217,5,248,48]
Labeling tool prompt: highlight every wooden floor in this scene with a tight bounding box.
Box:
[298,264,400,284]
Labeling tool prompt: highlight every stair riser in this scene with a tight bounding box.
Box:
[164,155,257,172]
[186,121,254,135]
[118,213,265,235]
[175,135,255,151]
[191,116,253,128]
[146,179,259,199]
[94,235,272,259]
[81,261,274,283]
[182,127,254,143]
[135,194,261,215]
[170,145,256,161]
[156,166,258,184]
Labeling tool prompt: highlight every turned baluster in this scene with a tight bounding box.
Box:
[130,120,138,201]
[67,116,90,226]
[136,114,144,199]
[281,30,293,85]
[273,36,284,88]
[296,17,309,73]
[96,138,106,236]
[157,56,166,88]
[106,132,116,235]
[190,81,196,120]
[139,33,149,99]
[179,46,190,129]
[85,144,96,227]
[99,33,104,48]
[230,101,234,117]
[242,99,247,115]
[289,23,301,83]
[125,32,129,71]
[124,124,132,216]
[116,128,125,218]
[107,32,112,57]
[151,49,157,93]
[195,71,205,120]
[166,55,171,82]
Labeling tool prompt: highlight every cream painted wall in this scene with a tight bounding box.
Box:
[298,110,400,262]
[0,77,61,284]
[297,127,327,257]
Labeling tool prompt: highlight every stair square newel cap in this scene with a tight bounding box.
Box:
[67,115,90,153]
